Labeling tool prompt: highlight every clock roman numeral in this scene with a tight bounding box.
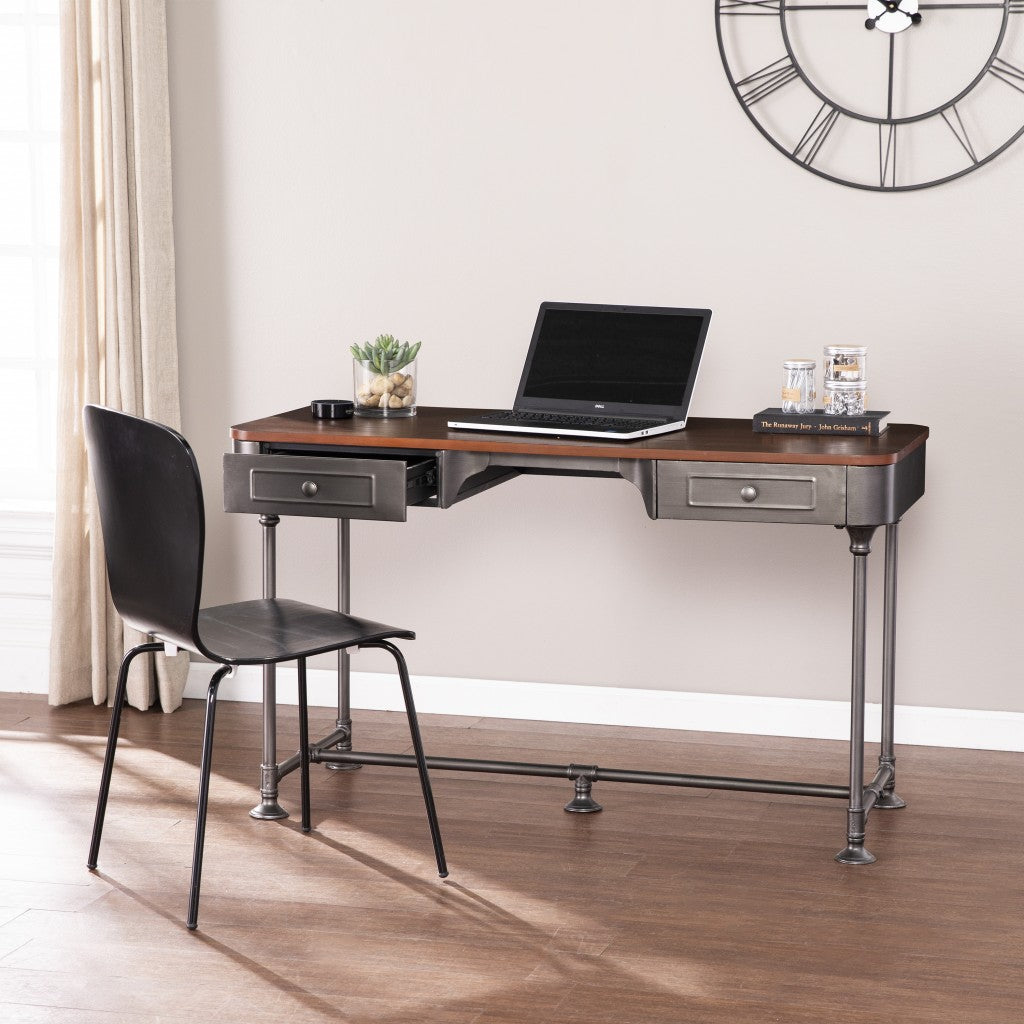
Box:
[736,57,799,106]
[940,105,979,164]
[719,0,782,14]
[793,103,840,167]
[879,124,897,188]
[989,56,1024,97]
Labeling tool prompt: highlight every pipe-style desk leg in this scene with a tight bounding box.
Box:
[875,521,907,810]
[836,526,877,865]
[326,518,360,772]
[250,514,288,820]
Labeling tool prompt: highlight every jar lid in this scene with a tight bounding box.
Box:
[783,359,815,368]
[824,345,867,356]
[824,379,867,390]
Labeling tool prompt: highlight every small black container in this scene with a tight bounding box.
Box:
[310,399,354,420]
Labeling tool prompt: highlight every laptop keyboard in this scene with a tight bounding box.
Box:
[480,411,660,433]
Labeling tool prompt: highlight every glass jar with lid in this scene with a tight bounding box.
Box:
[781,359,816,414]
[823,379,867,416]
[823,345,867,383]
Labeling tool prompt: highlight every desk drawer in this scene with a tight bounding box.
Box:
[223,453,437,521]
[656,462,846,525]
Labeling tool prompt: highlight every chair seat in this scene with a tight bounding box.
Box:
[197,598,414,665]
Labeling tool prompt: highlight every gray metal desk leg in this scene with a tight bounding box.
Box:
[875,521,907,809]
[326,518,360,772]
[836,526,877,865]
[250,513,288,819]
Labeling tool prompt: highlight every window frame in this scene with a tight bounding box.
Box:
[0,0,59,505]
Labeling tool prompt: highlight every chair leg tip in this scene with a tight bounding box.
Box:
[186,922,198,931]
[438,870,449,879]
[301,825,311,834]
[86,862,97,871]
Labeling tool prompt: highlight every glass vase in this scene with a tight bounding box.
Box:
[353,358,417,417]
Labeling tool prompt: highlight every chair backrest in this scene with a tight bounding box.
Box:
[83,405,205,652]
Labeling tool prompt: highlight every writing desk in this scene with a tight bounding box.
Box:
[226,407,928,864]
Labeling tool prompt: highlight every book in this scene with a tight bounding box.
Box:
[752,408,890,437]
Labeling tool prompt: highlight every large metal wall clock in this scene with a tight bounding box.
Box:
[715,1,1024,190]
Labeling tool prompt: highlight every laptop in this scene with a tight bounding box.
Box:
[447,301,712,441]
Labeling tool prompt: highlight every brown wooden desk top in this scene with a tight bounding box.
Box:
[230,407,928,467]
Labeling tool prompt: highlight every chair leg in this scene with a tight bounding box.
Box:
[87,641,164,870]
[297,658,311,833]
[186,664,232,931]
[366,640,448,877]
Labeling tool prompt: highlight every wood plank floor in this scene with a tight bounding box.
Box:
[0,691,1021,1024]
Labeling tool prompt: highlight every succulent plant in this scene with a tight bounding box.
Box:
[350,334,421,375]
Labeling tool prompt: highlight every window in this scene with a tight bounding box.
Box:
[0,0,58,691]
[0,0,58,503]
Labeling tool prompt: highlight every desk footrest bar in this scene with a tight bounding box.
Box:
[862,762,895,818]
[595,766,847,799]
[313,749,849,799]
[316,726,350,751]
[276,726,351,779]
[316,750,566,778]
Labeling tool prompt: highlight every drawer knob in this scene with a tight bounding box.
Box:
[301,480,319,497]
[739,484,758,503]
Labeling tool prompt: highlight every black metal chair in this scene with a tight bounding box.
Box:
[82,404,447,930]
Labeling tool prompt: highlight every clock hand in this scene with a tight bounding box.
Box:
[905,0,922,23]
[865,1,923,30]
[887,32,895,119]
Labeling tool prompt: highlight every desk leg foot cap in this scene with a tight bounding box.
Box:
[835,843,876,865]
[874,791,906,810]
[564,794,603,813]
[249,800,289,820]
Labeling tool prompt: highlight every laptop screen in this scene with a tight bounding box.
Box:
[515,302,711,417]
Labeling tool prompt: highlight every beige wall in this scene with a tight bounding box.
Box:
[166,1,1024,714]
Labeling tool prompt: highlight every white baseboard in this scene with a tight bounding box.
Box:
[184,664,1024,753]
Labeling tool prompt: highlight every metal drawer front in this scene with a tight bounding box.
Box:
[223,453,436,521]
[656,461,846,525]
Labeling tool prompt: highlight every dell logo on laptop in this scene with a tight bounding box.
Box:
[594,404,605,409]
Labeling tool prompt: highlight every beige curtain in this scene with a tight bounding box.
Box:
[49,0,188,711]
